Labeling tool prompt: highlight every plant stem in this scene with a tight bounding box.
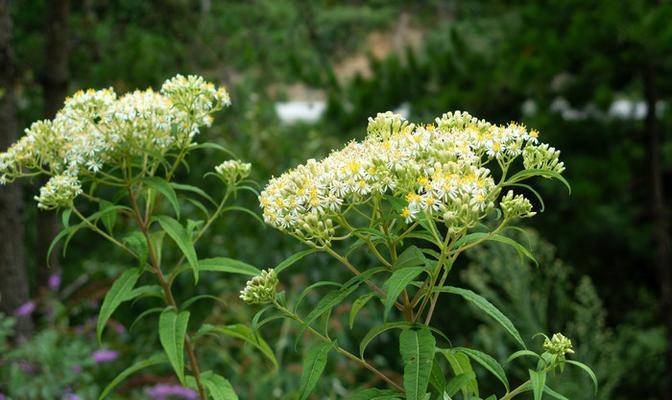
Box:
[276,304,404,393]
[499,380,531,400]
[127,185,208,400]
[415,231,451,322]
[71,206,137,258]
[322,246,404,311]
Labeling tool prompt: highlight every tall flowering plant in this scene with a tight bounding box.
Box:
[254,111,597,399]
[0,75,274,399]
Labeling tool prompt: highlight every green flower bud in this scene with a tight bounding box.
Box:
[543,333,575,356]
[214,160,251,184]
[240,269,278,304]
[500,190,535,218]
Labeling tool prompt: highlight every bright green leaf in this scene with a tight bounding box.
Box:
[159,308,190,384]
[155,215,199,283]
[97,268,141,343]
[299,342,332,400]
[98,354,166,399]
[400,327,435,400]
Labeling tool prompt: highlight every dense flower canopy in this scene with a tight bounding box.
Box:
[0,75,230,208]
[259,111,564,244]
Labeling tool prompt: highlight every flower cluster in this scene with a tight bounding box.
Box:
[240,269,278,304]
[215,160,251,184]
[0,75,230,208]
[260,111,562,243]
[543,333,575,356]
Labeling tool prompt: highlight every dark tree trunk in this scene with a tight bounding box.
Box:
[0,0,32,339]
[644,63,672,399]
[36,0,69,292]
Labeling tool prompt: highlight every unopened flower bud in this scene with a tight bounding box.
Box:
[240,269,278,304]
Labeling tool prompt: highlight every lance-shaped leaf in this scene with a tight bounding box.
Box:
[198,257,260,276]
[455,347,509,391]
[529,369,547,400]
[349,293,377,329]
[298,342,332,400]
[97,268,141,343]
[438,348,479,398]
[434,286,526,349]
[399,327,435,400]
[200,323,277,368]
[382,266,425,320]
[155,215,199,283]
[98,354,166,399]
[159,308,190,385]
[143,176,181,218]
[201,371,239,400]
[274,248,318,274]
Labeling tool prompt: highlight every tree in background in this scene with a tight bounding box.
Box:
[0,0,31,339]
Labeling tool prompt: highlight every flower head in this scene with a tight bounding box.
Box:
[240,269,278,304]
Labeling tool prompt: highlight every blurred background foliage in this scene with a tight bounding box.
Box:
[1,0,670,399]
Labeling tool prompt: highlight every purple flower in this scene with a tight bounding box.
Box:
[91,349,119,363]
[145,384,198,400]
[48,273,61,291]
[0,393,6,400]
[14,301,35,317]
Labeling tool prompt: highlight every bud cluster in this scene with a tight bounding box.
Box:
[215,160,251,184]
[500,190,536,219]
[543,333,575,357]
[240,269,279,304]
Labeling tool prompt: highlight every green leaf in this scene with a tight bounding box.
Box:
[382,266,425,320]
[97,268,141,343]
[507,349,541,364]
[198,257,260,276]
[349,293,377,329]
[299,342,332,400]
[429,359,446,394]
[221,206,264,225]
[393,246,426,270]
[155,216,199,283]
[529,369,546,400]
[566,360,598,394]
[99,200,118,233]
[507,168,571,194]
[181,294,225,310]
[61,208,72,228]
[349,388,401,400]
[304,283,360,328]
[360,321,412,358]
[444,373,476,397]
[455,347,509,391]
[544,386,569,400]
[201,371,239,400]
[294,281,342,312]
[129,307,164,332]
[205,324,277,368]
[47,223,82,263]
[98,354,166,399]
[125,284,163,303]
[143,176,181,218]
[438,349,478,398]
[399,327,435,400]
[170,182,217,206]
[159,308,190,385]
[434,286,526,349]
[123,231,148,267]
[275,248,319,274]
[488,233,538,265]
